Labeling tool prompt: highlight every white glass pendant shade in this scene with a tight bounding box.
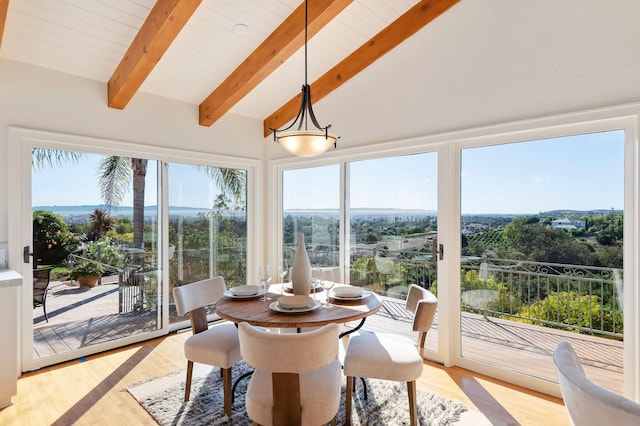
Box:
[277,130,337,157]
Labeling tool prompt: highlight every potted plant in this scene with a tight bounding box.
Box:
[70,260,104,287]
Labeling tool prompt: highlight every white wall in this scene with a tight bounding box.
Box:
[0,59,265,245]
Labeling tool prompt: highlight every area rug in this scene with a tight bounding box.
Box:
[127,361,472,425]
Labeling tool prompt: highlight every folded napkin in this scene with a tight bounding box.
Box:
[230,285,260,296]
[278,295,313,309]
[331,286,363,298]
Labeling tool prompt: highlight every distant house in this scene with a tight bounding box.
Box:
[462,223,490,235]
[551,217,586,230]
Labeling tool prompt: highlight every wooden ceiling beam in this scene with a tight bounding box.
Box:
[108,0,202,110]
[263,0,461,137]
[199,0,352,127]
[0,0,9,49]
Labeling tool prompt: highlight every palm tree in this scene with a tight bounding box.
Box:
[99,156,246,249]
[98,157,148,249]
[88,208,116,241]
[32,148,247,251]
[32,148,83,170]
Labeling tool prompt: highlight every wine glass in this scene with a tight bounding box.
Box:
[258,264,272,301]
[321,268,335,307]
[311,277,320,302]
[278,259,289,295]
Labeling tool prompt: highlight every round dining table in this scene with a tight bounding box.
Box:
[215,284,382,333]
[217,284,382,402]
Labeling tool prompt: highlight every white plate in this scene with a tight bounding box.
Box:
[330,290,372,301]
[230,285,261,296]
[278,295,314,309]
[270,300,321,313]
[224,287,266,299]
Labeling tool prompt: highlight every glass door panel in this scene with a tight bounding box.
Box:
[31,149,161,362]
[460,131,624,393]
[167,162,247,325]
[348,153,439,354]
[282,165,340,272]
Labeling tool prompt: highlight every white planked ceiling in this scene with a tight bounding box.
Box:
[0,0,420,120]
[3,0,640,149]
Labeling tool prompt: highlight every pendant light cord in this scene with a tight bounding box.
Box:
[304,0,308,86]
[304,0,309,129]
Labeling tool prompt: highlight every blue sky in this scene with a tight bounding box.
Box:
[461,131,624,214]
[283,152,438,211]
[32,158,225,208]
[33,130,624,215]
[283,130,624,214]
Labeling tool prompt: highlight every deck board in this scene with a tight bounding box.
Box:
[31,282,623,395]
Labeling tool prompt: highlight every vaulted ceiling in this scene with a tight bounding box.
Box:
[0,0,459,137]
[2,1,639,149]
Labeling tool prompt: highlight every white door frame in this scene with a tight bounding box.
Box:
[8,127,260,372]
[446,115,638,399]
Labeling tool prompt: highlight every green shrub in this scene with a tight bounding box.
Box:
[33,210,80,264]
[70,260,104,279]
[86,237,130,268]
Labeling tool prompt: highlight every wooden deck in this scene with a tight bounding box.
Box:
[358,297,622,395]
[32,282,623,395]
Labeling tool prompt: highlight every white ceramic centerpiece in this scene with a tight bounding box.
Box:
[291,232,312,295]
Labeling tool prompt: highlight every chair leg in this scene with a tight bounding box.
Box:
[345,376,353,426]
[222,367,232,417]
[360,377,368,400]
[43,304,49,322]
[407,381,418,426]
[184,360,194,401]
[419,331,426,349]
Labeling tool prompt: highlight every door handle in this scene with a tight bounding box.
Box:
[24,246,33,264]
[431,239,444,264]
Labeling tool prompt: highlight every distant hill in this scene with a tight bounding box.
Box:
[540,209,622,216]
[34,205,437,223]
[284,208,436,218]
[33,205,239,220]
[34,205,620,222]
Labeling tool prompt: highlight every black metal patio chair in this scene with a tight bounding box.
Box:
[33,267,53,322]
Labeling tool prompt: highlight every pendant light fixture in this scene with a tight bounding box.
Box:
[270,0,338,157]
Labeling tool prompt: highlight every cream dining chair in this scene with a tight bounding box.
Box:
[238,321,342,426]
[172,276,241,418]
[553,340,640,425]
[343,284,437,426]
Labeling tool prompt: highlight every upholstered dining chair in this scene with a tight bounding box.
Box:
[238,322,342,426]
[343,284,437,426]
[172,276,241,417]
[553,340,640,425]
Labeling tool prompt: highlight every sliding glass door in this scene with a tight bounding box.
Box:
[167,162,248,325]
[12,128,253,372]
[276,119,637,398]
[347,153,439,354]
[459,130,625,394]
[280,151,441,356]
[29,148,162,368]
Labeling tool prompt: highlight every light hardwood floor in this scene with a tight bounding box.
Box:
[2,328,569,426]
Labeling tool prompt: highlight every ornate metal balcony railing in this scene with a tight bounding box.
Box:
[349,248,623,339]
